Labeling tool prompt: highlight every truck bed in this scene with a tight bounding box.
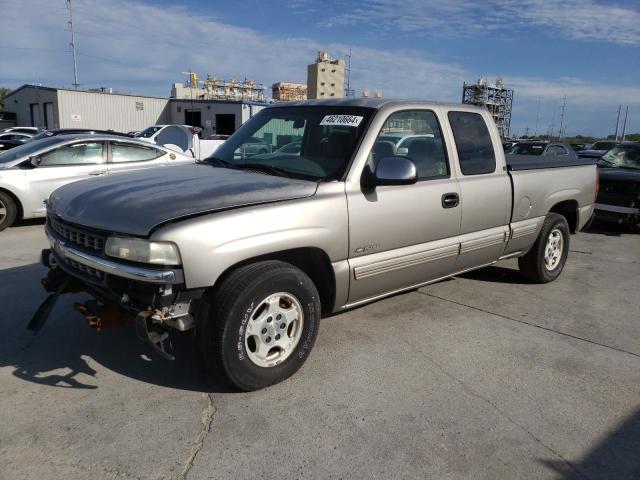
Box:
[506,154,596,171]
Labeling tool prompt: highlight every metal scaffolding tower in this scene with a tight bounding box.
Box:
[462,76,513,139]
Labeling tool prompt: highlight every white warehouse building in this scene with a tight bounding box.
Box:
[4,85,269,136]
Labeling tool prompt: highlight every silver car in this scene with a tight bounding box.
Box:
[0,135,193,231]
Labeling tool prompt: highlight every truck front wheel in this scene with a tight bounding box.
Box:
[198,260,320,391]
[518,213,570,283]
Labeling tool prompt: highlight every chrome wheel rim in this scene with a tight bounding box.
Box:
[0,199,6,223]
[244,292,304,368]
[544,228,564,271]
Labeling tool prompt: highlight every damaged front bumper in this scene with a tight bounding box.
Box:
[30,225,204,360]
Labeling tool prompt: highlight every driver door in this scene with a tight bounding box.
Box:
[26,140,106,216]
[346,109,461,304]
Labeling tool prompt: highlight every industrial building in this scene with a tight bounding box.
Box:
[271,82,307,102]
[4,85,169,132]
[462,76,513,139]
[171,72,268,103]
[4,84,269,136]
[307,51,345,100]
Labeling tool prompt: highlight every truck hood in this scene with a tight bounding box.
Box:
[48,164,319,236]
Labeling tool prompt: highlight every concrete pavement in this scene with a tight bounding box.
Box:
[1,220,639,479]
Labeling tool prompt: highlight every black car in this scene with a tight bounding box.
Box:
[594,142,640,230]
[578,140,619,160]
[0,138,29,151]
[27,128,132,142]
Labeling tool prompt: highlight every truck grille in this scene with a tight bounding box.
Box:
[66,258,105,280]
[48,216,106,252]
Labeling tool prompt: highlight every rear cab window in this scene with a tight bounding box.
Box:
[448,111,496,175]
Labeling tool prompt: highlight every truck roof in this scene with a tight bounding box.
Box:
[269,97,484,112]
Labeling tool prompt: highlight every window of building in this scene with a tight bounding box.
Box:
[371,110,449,180]
[447,111,496,175]
[330,93,335,96]
[321,82,325,86]
[331,69,336,73]
[320,92,325,96]
[321,68,325,72]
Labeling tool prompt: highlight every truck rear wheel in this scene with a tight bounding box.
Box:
[518,213,570,283]
[198,260,320,391]
[0,192,18,232]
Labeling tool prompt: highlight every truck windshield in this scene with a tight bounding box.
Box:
[598,146,640,170]
[206,106,374,181]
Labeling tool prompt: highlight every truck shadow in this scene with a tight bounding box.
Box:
[539,405,640,480]
[0,263,234,393]
[583,220,637,237]
[458,265,530,284]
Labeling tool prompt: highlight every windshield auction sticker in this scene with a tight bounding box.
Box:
[320,115,364,127]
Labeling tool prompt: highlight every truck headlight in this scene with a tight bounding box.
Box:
[105,236,181,265]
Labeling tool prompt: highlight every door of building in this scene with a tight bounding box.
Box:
[184,110,202,130]
[215,114,235,135]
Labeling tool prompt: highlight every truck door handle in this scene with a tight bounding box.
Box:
[88,170,106,176]
[441,193,459,208]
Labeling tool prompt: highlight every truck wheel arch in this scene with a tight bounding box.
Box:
[549,200,578,233]
[0,188,24,221]
[210,247,336,315]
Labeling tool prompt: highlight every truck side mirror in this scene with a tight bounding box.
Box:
[374,156,417,186]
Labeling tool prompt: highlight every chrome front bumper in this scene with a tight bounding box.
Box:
[45,229,184,285]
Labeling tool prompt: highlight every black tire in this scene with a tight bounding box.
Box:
[198,260,320,391]
[0,191,18,232]
[518,213,570,283]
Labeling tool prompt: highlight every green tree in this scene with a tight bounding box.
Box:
[0,88,12,110]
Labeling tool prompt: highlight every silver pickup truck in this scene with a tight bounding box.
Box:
[33,99,597,391]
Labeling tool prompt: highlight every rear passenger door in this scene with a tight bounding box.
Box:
[346,109,461,304]
[107,141,169,174]
[445,110,511,271]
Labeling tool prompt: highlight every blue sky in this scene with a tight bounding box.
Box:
[1,0,639,136]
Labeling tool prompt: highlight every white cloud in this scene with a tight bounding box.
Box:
[0,0,466,101]
[510,0,640,46]
[322,0,640,45]
[0,0,637,135]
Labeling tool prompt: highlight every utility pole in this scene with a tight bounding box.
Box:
[67,0,79,89]
[558,95,566,140]
[549,103,557,139]
[614,104,621,141]
[621,106,629,142]
[534,96,540,137]
[344,49,353,97]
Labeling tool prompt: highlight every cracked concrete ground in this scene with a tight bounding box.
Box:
[1,220,639,480]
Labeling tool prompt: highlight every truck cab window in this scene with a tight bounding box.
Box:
[448,111,496,175]
[372,110,448,179]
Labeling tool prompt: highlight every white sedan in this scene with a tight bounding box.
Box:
[0,134,193,231]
